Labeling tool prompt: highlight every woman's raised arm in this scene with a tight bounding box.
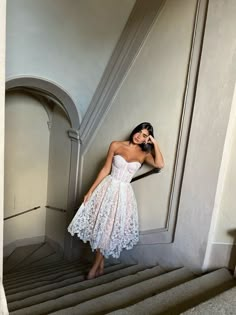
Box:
[144,135,164,169]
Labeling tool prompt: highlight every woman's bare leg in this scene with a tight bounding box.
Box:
[98,256,104,276]
[87,249,104,280]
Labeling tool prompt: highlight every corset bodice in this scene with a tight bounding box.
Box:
[110,155,141,183]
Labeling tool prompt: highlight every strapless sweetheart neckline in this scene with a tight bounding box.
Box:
[114,154,142,165]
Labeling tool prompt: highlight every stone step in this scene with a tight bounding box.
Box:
[4,255,75,279]
[6,263,128,303]
[5,262,127,297]
[181,286,236,314]
[49,267,194,315]
[107,268,235,315]
[3,243,43,274]
[4,264,89,294]
[12,242,56,270]
[4,260,85,286]
[15,251,58,271]
[5,243,235,315]
[11,267,191,315]
[27,251,64,266]
[8,264,147,312]
[4,260,113,291]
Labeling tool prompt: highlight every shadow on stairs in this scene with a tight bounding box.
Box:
[3,242,236,315]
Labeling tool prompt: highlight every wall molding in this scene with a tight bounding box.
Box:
[79,0,167,154]
[68,128,80,142]
[138,0,209,244]
[6,76,81,129]
[5,77,81,261]
[64,130,81,259]
[172,0,236,272]
[7,88,55,127]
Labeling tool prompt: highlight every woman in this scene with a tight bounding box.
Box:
[68,122,164,279]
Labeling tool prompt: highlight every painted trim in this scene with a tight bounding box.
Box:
[172,0,236,272]
[68,128,80,142]
[138,0,208,244]
[5,77,81,260]
[80,0,167,153]
[6,76,81,129]
[6,89,55,130]
[64,132,81,259]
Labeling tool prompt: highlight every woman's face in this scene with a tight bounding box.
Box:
[132,128,149,144]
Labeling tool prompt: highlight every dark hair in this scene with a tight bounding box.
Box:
[129,122,154,152]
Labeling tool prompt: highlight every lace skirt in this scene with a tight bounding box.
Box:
[68,175,139,258]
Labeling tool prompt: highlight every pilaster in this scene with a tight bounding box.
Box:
[64,128,81,259]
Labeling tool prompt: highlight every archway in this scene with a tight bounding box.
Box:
[6,76,81,128]
[5,77,81,256]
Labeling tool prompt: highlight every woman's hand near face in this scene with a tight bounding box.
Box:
[146,134,157,145]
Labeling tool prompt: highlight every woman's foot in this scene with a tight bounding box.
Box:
[95,268,104,277]
[87,249,104,279]
[96,258,104,277]
[86,269,96,280]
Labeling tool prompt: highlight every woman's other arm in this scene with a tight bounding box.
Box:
[84,141,118,203]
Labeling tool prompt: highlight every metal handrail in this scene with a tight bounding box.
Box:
[131,168,161,183]
[4,206,41,221]
[4,169,159,221]
[45,205,67,213]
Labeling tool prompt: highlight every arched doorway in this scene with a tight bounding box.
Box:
[5,77,80,257]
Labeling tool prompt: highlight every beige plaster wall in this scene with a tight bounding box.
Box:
[176,0,236,271]
[213,84,236,244]
[6,0,135,117]
[4,92,49,246]
[202,82,236,270]
[81,0,197,231]
[46,106,71,249]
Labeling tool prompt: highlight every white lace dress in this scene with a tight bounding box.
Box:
[68,154,141,258]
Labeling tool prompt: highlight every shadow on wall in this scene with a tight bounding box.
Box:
[228,229,236,270]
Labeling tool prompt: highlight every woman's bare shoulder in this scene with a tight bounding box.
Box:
[108,141,128,153]
[110,140,127,147]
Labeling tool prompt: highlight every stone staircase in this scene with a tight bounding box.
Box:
[3,243,236,314]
